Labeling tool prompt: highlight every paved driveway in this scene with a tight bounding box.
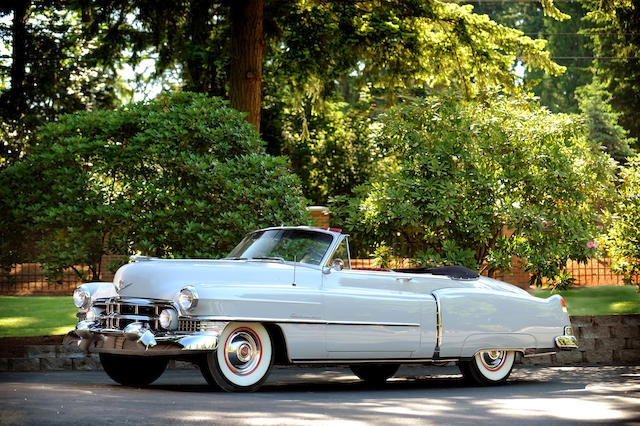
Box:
[1,365,639,425]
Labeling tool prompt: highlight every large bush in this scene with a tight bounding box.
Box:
[0,93,309,281]
[601,155,640,291]
[332,93,616,286]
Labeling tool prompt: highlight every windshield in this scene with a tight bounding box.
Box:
[226,229,333,266]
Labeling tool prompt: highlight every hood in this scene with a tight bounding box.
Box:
[112,259,299,300]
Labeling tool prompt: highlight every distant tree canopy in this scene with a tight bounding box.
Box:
[2,0,569,164]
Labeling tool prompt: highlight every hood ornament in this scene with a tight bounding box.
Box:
[116,279,134,292]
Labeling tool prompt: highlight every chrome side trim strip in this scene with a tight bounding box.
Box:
[182,316,420,327]
[433,292,443,357]
[291,358,459,364]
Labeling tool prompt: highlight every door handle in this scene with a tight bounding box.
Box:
[396,277,412,283]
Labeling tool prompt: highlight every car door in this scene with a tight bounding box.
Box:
[321,247,433,359]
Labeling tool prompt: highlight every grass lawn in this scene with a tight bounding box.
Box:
[0,296,77,337]
[533,285,640,316]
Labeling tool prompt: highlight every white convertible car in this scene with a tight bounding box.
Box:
[67,226,577,391]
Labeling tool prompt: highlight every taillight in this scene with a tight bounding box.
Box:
[560,296,568,313]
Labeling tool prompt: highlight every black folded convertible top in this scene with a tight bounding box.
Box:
[392,265,480,279]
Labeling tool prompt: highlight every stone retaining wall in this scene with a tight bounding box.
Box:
[520,314,640,366]
[1,314,638,372]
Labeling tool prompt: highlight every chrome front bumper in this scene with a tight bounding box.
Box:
[67,319,228,356]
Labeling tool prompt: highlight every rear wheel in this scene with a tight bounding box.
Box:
[458,350,515,385]
[350,363,400,383]
[202,322,274,392]
[99,353,168,387]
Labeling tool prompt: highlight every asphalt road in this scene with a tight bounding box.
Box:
[1,365,639,425]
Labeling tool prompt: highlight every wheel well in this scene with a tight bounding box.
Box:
[264,323,290,365]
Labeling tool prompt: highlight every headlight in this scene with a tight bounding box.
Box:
[159,309,178,330]
[178,286,199,313]
[73,285,90,309]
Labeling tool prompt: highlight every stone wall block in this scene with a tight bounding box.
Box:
[583,348,614,364]
[0,358,8,372]
[579,326,611,339]
[620,315,640,326]
[553,351,583,365]
[596,337,628,351]
[611,325,640,338]
[24,345,57,359]
[41,358,72,371]
[56,345,87,358]
[170,360,197,370]
[9,358,40,371]
[569,316,592,328]
[72,357,102,370]
[613,349,640,364]
[591,315,623,327]
[575,338,595,352]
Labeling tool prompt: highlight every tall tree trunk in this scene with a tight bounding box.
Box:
[0,0,29,119]
[229,0,263,133]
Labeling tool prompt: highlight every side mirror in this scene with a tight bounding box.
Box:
[322,258,344,274]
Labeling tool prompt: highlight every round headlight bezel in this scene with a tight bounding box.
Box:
[178,286,199,314]
[73,285,91,309]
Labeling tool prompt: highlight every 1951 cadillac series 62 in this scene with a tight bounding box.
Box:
[66,226,577,391]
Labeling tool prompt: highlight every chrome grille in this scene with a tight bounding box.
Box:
[94,298,174,332]
[178,319,201,332]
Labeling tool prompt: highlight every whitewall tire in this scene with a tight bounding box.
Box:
[203,322,274,392]
[459,350,515,385]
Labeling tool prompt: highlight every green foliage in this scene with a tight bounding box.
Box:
[371,242,394,269]
[0,1,128,165]
[332,92,616,285]
[279,88,379,204]
[473,1,593,115]
[0,93,309,282]
[586,0,640,146]
[577,78,636,164]
[600,155,640,291]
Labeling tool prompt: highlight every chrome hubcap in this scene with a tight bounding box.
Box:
[224,328,262,375]
[479,350,507,371]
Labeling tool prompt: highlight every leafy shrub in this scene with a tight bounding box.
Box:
[0,93,310,281]
[332,92,616,285]
[600,155,640,291]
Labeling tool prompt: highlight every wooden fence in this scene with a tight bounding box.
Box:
[1,256,637,295]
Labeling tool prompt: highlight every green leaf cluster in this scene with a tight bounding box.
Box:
[0,93,309,282]
[600,155,640,290]
[332,92,616,284]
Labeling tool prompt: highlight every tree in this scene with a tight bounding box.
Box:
[0,93,310,281]
[586,0,640,146]
[331,92,616,285]
[577,77,636,164]
[601,154,640,291]
[0,0,132,165]
[471,0,594,114]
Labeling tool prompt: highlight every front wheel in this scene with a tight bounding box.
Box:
[99,353,168,387]
[458,350,515,385]
[202,322,274,392]
[350,363,400,383]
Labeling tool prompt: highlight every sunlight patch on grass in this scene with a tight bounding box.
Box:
[0,317,38,328]
[610,301,640,313]
[50,325,76,335]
